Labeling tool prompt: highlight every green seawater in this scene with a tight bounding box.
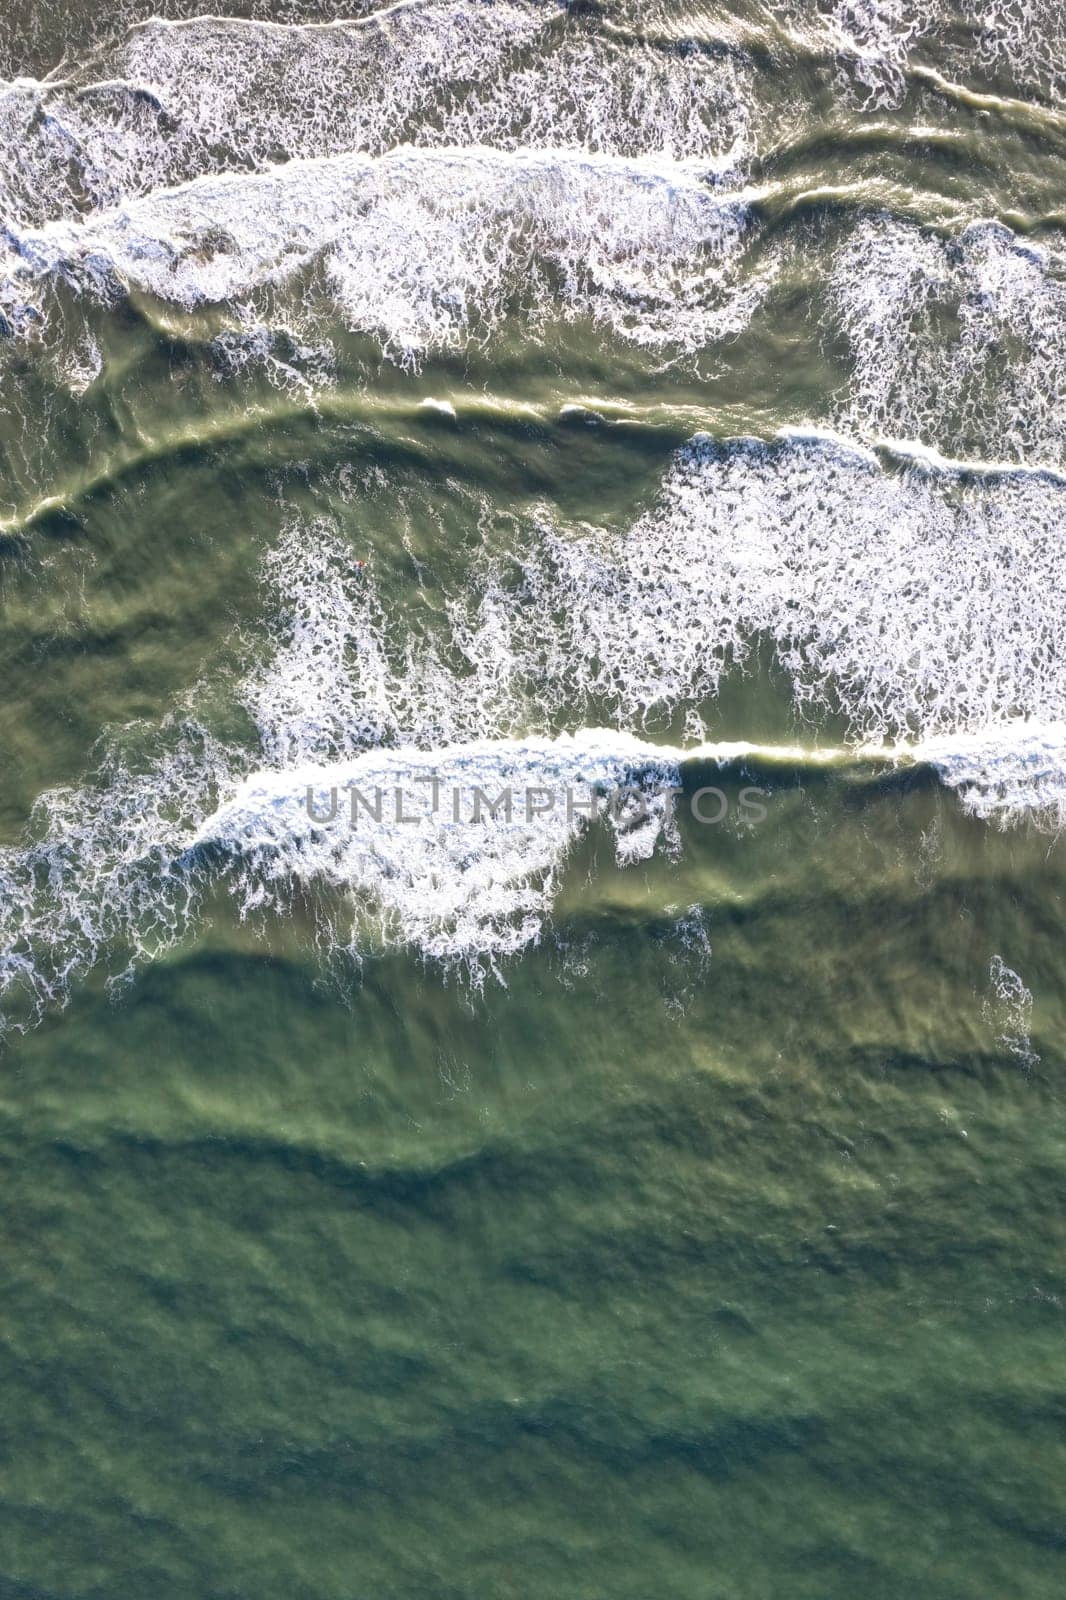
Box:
[1,1,1065,1595]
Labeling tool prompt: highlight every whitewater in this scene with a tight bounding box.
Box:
[0,0,1064,1025]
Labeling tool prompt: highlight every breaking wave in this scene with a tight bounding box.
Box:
[0,145,760,362]
[0,7,753,229]
[2,434,1066,1030]
[1,0,1064,1029]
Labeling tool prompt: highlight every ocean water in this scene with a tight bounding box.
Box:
[1,2,1064,1594]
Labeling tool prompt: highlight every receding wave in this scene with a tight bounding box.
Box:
[0,0,1063,1026]
[831,215,1066,470]
[6,0,1062,119]
[508,432,1066,742]
[5,161,1062,485]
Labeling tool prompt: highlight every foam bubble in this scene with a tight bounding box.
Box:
[0,720,237,1035]
[973,0,1066,102]
[240,520,420,768]
[0,5,554,228]
[825,0,925,108]
[246,448,1066,817]
[0,7,751,230]
[195,730,682,975]
[832,216,1066,470]
[245,461,1066,831]
[771,0,1064,103]
[209,309,336,396]
[0,145,760,363]
[984,952,1040,1069]
[433,31,752,170]
[502,434,1066,758]
[3,437,1066,1029]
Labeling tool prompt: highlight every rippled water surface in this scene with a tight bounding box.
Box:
[1,2,1064,1595]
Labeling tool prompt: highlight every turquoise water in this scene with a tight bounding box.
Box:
[1,2,1065,1594]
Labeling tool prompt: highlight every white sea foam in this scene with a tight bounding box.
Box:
[973,0,1066,102]
[244,447,1066,823]
[194,729,683,973]
[0,144,759,363]
[2,0,1059,222]
[240,519,423,767]
[1,2,1063,1030]
[0,4,553,227]
[432,31,752,169]
[5,12,1060,438]
[911,722,1066,827]
[5,701,1059,1032]
[831,216,1066,470]
[3,428,1066,1023]
[503,433,1066,758]
[0,3,762,371]
[209,306,336,395]
[0,714,692,1023]
[768,0,1063,104]
[825,0,925,108]
[0,7,752,230]
[984,952,1040,1069]
[0,720,237,1035]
